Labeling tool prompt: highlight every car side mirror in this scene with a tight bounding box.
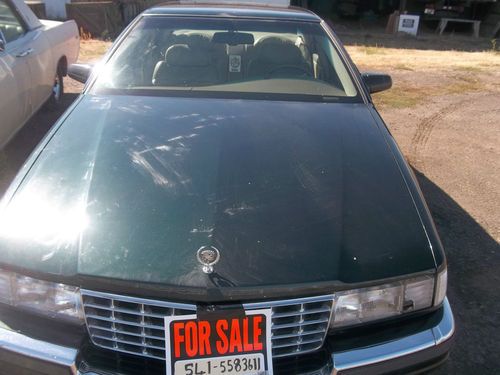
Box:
[68,63,93,84]
[0,38,5,52]
[362,72,392,94]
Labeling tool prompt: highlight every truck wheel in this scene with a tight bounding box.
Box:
[46,68,64,111]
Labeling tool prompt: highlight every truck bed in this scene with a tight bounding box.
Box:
[40,19,80,71]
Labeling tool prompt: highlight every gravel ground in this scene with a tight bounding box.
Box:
[0,35,499,374]
[347,35,500,374]
[381,92,500,374]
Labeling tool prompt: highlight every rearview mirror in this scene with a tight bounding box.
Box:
[212,32,254,46]
[68,63,93,84]
[362,72,392,94]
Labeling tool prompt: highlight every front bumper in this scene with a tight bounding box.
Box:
[0,298,454,375]
[331,298,454,374]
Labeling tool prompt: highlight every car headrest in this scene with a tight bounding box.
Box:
[174,34,211,48]
[164,44,210,67]
[254,37,305,65]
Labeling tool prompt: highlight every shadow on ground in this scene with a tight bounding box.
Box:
[415,170,500,374]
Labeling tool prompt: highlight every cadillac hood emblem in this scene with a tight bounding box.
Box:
[197,246,220,274]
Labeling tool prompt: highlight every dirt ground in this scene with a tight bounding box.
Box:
[346,39,500,374]
[0,34,499,373]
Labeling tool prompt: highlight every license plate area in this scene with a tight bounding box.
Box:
[175,353,265,375]
[165,309,273,375]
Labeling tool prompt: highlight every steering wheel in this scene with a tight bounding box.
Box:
[267,65,312,78]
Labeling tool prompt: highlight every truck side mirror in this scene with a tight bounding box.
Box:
[68,63,93,84]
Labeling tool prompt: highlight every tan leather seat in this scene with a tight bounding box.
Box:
[152,44,220,86]
[246,37,312,79]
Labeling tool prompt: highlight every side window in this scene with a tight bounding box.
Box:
[0,0,25,43]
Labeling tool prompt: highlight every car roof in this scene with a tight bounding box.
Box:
[142,2,321,22]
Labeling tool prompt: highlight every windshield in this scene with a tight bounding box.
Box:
[92,16,359,101]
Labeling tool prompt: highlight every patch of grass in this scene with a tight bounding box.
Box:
[373,87,424,109]
[79,40,112,62]
[444,77,482,95]
[456,74,479,83]
[478,60,500,68]
[454,65,483,73]
[79,27,92,41]
[364,46,387,55]
[347,44,500,73]
[394,63,414,71]
[372,75,482,109]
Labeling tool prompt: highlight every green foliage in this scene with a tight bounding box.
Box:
[364,46,387,55]
[492,39,498,53]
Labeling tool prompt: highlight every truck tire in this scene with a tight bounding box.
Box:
[45,67,64,111]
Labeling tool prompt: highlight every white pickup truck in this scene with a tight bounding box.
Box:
[0,0,79,148]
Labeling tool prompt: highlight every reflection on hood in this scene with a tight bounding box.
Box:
[0,95,434,288]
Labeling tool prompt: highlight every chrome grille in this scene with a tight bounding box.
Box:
[244,296,334,358]
[81,290,333,360]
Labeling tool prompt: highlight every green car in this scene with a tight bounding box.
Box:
[0,3,453,375]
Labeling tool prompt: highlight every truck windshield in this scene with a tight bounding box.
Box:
[92,16,360,101]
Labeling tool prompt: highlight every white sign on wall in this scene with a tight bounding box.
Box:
[398,15,420,36]
[42,0,71,19]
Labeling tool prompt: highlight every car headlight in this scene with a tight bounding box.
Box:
[330,275,435,329]
[0,269,83,324]
[434,267,447,307]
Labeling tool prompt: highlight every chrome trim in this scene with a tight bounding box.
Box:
[332,297,455,374]
[80,290,334,360]
[272,318,330,330]
[432,298,454,345]
[197,245,220,274]
[273,328,325,340]
[0,29,6,50]
[0,298,453,375]
[242,294,334,309]
[81,289,196,310]
[247,292,335,357]
[80,289,195,360]
[85,313,165,329]
[0,326,78,373]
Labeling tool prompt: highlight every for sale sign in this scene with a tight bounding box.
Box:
[165,309,273,375]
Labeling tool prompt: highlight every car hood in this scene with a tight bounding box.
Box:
[0,95,435,291]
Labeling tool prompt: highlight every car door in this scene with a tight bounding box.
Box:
[22,25,52,112]
[4,0,53,116]
[0,0,32,148]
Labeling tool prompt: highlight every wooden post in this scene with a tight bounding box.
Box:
[399,0,407,13]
